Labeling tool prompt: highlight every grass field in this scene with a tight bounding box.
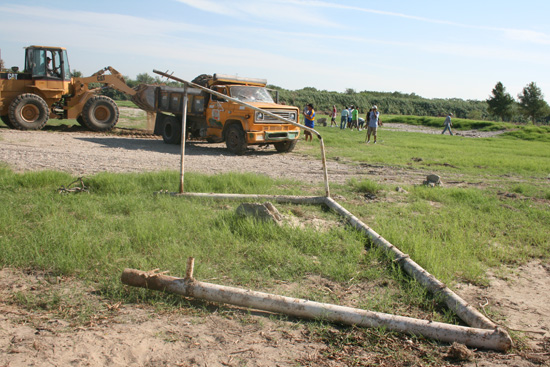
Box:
[1,109,549,363]
[1,122,548,294]
[304,126,550,180]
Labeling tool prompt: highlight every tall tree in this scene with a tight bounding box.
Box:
[517,82,550,124]
[0,57,4,70]
[486,82,514,121]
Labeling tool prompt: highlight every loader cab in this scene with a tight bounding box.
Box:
[24,46,71,81]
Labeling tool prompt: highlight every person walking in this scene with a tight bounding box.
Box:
[340,107,349,129]
[303,103,315,142]
[365,105,380,144]
[442,113,453,135]
[330,105,337,127]
[350,106,359,131]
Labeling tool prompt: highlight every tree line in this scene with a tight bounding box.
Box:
[270,82,550,125]
[30,66,550,125]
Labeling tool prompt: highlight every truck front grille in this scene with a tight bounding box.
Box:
[256,110,297,124]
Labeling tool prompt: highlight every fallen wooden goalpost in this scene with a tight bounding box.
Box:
[122,193,512,351]
[123,72,512,351]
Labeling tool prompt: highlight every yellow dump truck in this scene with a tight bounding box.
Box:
[0,45,142,131]
[141,73,301,155]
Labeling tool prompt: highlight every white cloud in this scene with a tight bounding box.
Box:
[174,0,339,27]
[501,29,550,45]
[277,0,550,46]
[173,0,241,17]
[0,4,204,38]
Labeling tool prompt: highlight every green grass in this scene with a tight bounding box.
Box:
[304,122,550,178]
[338,181,550,285]
[1,167,453,321]
[501,125,550,142]
[116,100,139,108]
[1,165,548,302]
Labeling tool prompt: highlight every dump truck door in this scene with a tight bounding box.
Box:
[206,86,228,134]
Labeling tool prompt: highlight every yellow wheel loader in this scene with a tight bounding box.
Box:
[0,45,141,131]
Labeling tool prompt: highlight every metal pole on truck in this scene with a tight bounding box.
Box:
[179,88,189,194]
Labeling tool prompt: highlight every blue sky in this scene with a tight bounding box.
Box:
[1,0,549,102]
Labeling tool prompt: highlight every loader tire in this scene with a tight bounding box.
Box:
[8,93,49,130]
[225,124,247,155]
[1,115,15,129]
[81,95,119,132]
[162,115,182,145]
[274,140,297,153]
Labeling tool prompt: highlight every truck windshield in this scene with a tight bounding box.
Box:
[230,86,274,103]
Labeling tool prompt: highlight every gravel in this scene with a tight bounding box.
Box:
[0,123,503,186]
[0,128,355,184]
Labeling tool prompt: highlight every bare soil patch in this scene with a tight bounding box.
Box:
[0,127,435,187]
[383,123,507,138]
[1,125,549,366]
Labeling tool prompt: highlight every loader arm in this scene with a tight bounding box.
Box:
[73,66,136,97]
[64,66,139,119]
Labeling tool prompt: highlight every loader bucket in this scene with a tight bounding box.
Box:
[132,84,157,112]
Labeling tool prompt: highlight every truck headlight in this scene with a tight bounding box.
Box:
[289,112,296,121]
[256,112,264,121]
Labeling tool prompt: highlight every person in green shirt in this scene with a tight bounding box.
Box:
[350,106,359,131]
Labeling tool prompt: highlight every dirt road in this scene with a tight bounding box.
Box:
[0,127,434,187]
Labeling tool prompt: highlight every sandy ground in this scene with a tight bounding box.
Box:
[0,126,429,186]
[0,123,549,366]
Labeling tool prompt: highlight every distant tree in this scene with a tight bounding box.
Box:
[71,69,82,78]
[0,57,4,70]
[136,73,156,84]
[345,88,356,95]
[468,110,483,120]
[486,82,514,121]
[517,82,550,124]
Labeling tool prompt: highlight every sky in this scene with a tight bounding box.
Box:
[1,0,549,103]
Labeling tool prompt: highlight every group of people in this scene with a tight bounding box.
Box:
[303,104,381,143]
[303,104,455,143]
[336,105,381,143]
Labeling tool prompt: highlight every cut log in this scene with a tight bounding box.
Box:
[322,197,500,331]
[121,267,512,351]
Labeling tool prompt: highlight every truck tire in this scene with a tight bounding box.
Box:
[1,115,15,129]
[274,140,297,153]
[162,115,182,144]
[191,74,212,87]
[8,93,49,130]
[76,115,85,126]
[225,124,247,155]
[81,95,119,132]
